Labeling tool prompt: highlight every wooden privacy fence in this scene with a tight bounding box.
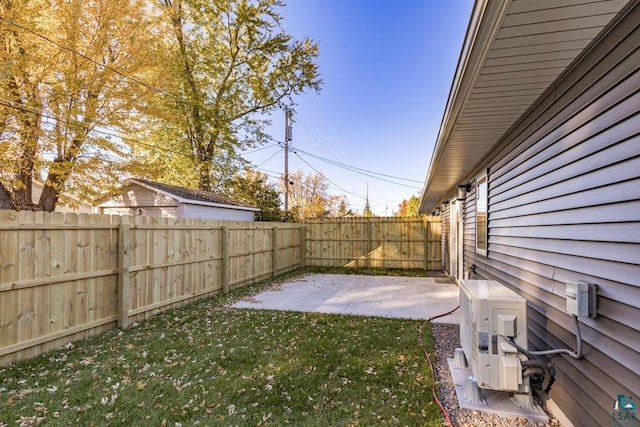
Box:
[0,211,302,365]
[304,216,442,270]
[0,212,441,365]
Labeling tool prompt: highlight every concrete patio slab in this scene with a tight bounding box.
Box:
[232,274,460,324]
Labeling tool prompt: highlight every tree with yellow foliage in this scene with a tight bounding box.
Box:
[285,170,345,220]
[0,0,165,211]
[0,0,321,211]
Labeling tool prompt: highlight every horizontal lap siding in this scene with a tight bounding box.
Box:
[472,5,640,427]
[463,185,478,278]
[100,184,177,208]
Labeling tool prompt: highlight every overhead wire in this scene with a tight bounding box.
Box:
[0,97,202,163]
[294,146,422,189]
[292,151,352,196]
[2,93,363,212]
[290,151,391,212]
[257,167,349,206]
[254,149,405,211]
[255,146,283,168]
[267,135,421,187]
[291,112,340,162]
[2,15,416,213]
[0,16,169,98]
[279,111,424,213]
[267,139,419,203]
[2,84,407,214]
[286,113,423,184]
[242,143,279,155]
[256,137,416,212]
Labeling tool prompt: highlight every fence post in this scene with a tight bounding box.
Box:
[222,226,230,293]
[117,216,131,329]
[272,226,278,277]
[299,225,306,268]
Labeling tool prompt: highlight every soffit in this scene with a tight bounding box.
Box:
[419,0,631,213]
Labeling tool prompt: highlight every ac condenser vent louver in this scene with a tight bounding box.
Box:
[460,280,528,392]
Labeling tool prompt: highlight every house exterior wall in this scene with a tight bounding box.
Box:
[97,183,177,209]
[462,184,476,279]
[31,182,92,214]
[180,203,255,221]
[96,183,255,221]
[100,206,178,217]
[454,6,640,426]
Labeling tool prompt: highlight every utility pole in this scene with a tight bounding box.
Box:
[284,107,292,212]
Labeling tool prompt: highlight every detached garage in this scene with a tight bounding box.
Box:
[96,178,259,221]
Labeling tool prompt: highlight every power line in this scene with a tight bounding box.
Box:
[242,143,279,155]
[255,146,282,168]
[257,167,353,206]
[294,146,422,189]
[0,16,169,98]
[293,152,351,195]
[0,97,201,162]
[289,144,421,191]
[291,112,340,162]
[0,97,357,205]
[1,15,412,212]
[286,153,409,209]
[240,165,399,213]
[254,153,406,206]
[287,114,423,184]
[1,96,408,214]
[266,135,421,187]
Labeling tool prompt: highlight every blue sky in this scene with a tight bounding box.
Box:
[243,0,474,216]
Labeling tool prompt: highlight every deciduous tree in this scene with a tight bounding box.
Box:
[153,0,322,192]
[395,195,421,217]
[226,169,283,221]
[0,0,164,211]
[286,170,344,220]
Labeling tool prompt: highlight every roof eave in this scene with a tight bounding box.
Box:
[419,0,510,213]
[419,0,632,214]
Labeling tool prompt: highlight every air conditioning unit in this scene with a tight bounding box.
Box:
[459,279,528,392]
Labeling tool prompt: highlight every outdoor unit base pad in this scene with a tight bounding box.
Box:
[447,358,549,423]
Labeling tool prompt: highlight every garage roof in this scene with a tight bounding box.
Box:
[419,0,632,213]
[124,178,259,211]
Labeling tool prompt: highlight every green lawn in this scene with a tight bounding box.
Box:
[0,270,444,426]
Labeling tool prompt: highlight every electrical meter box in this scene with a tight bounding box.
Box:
[459,280,528,392]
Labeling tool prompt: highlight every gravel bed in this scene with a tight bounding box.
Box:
[431,323,561,427]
